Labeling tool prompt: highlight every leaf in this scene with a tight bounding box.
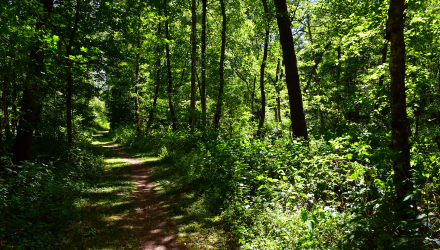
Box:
[300,210,308,223]
[403,194,412,202]
[307,220,315,230]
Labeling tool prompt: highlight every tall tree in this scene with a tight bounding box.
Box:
[146,23,162,133]
[387,0,412,201]
[201,0,207,128]
[257,0,270,136]
[134,13,141,134]
[66,0,81,144]
[189,0,197,131]
[13,0,53,162]
[164,0,177,131]
[273,0,308,139]
[214,0,227,130]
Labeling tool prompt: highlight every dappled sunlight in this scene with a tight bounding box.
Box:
[61,131,187,249]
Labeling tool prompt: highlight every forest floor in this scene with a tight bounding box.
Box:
[63,131,234,249]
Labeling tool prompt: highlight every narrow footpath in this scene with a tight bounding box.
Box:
[90,130,186,250]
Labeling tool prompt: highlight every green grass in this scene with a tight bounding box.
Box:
[113,140,238,249]
[60,132,137,249]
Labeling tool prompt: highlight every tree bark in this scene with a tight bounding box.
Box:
[273,58,281,123]
[189,0,197,131]
[214,0,226,130]
[164,0,177,131]
[13,0,53,162]
[387,0,412,201]
[274,0,308,139]
[257,0,270,136]
[201,0,207,127]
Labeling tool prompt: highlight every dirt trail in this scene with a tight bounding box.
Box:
[103,144,186,250]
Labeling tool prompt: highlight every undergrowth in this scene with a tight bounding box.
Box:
[0,136,105,249]
[109,124,440,249]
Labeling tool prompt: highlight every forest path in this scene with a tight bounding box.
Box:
[94,132,187,250]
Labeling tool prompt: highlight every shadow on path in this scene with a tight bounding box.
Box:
[102,142,187,250]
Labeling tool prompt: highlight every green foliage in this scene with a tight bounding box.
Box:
[111,124,440,249]
[89,97,110,130]
[0,142,104,249]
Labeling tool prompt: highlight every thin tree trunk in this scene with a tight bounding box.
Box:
[0,77,9,143]
[146,23,162,133]
[306,14,315,61]
[164,0,177,131]
[214,0,226,130]
[66,0,80,144]
[147,61,161,133]
[251,76,256,116]
[278,67,283,122]
[201,0,207,127]
[257,0,270,136]
[336,46,341,121]
[273,58,281,123]
[415,105,420,135]
[189,0,197,131]
[13,0,53,162]
[135,35,141,134]
[274,0,308,139]
[387,0,412,202]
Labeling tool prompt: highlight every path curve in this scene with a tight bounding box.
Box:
[103,144,187,250]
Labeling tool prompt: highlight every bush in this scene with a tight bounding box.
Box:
[0,142,104,249]
[108,125,440,249]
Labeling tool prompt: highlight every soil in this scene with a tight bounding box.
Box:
[104,144,187,250]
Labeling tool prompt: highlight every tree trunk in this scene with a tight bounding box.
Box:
[278,66,283,123]
[274,0,308,139]
[0,77,9,143]
[135,34,141,134]
[214,0,226,130]
[164,0,177,131]
[257,0,270,136]
[273,58,281,123]
[201,0,207,127]
[387,0,412,202]
[66,0,80,144]
[336,46,341,121]
[189,0,197,131]
[146,23,162,133]
[13,0,53,162]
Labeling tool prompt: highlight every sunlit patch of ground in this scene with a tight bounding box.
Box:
[61,133,137,249]
[150,162,238,249]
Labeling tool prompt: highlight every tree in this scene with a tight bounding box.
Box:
[66,0,81,144]
[257,0,270,136]
[200,0,207,128]
[13,0,54,162]
[214,0,227,130]
[273,0,308,139]
[164,0,177,131]
[387,0,412,202]
[189,0,197,131]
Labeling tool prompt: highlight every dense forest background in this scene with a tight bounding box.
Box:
[1,0,440,248]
